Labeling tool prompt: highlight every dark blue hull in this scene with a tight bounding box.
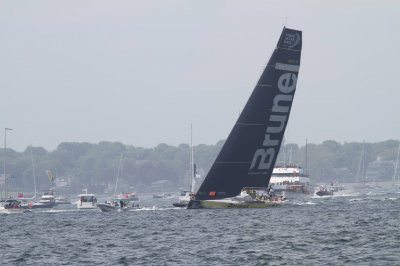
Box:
[20,202,56,209]
[316,191,333,196]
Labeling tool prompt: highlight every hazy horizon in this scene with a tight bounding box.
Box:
[1,1,399,152]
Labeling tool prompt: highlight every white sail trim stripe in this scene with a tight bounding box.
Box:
[257,84,273,87]
[275,63,299,72]
[236,123,264,126]
[277,46,301,52]
[248,171,269,175]
[215,161,251,164]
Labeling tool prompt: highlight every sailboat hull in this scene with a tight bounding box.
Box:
[187,199,280,209]
[172,202,188,208]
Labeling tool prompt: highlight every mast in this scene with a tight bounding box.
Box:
[114,154,124,195]
[393,143,400,182]
[30,145,37,199]
[305,138,308,175]
[190,123,196,192]
[3,128,12,199]
[282,137,287,165]
[356,141,365,184]
[289,147,293,164]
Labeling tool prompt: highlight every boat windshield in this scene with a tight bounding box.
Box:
[80,196,95,202]
[180,191,190,196]
[43,190,54,195]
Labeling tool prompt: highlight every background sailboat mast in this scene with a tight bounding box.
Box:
[305,138,308,176]
[114,153,124,195]
[30,145,37,198]
[393,143,400,182]
[3,128,12,199]
[282,137,286,165]
[190,123,195,192]
[356,141,365,184]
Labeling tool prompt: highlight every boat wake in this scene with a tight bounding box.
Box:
[384,197,398,201]
[290,201,317,206]
[41,209,79,213]
[349,198,363,202]
[331,193,355,198]
[310,195,332,199]
[130,206,160,212]
[348,195,398,203]
[130,205,187,212]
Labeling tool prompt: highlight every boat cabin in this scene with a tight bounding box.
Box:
[40,189,56,203]
[77,193,97,209]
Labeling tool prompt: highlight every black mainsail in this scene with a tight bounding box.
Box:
[193,27,302,201]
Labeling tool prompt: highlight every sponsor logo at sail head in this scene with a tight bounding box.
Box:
[249,63,299,174]
[281,31,301,49]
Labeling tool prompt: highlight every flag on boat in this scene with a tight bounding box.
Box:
[46,170,54,182]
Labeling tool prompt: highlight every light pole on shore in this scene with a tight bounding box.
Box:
[4,128,13,199]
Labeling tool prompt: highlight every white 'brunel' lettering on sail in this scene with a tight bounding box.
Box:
[249,63,299,173]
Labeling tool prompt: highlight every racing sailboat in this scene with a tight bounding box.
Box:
[188,27,302,209]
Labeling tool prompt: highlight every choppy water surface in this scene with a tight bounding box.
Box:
[1,188,399,265]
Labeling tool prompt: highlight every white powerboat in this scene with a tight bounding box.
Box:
[76,189,97,209]
[173,190,193,207]
[269,164,311,200]
[20,189,56,209]
[97,198,139,212]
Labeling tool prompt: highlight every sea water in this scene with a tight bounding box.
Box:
[1,188,399,265]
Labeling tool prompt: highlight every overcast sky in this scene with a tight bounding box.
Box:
[1,1,399,151]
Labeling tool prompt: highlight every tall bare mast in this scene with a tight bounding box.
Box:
[356,141,365,184]
[114,154,124,195]
[393,143,400,182]
[305,138,308,176]
[30,145,37,198]
[190,124,195,192]
[3,128,12,199]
